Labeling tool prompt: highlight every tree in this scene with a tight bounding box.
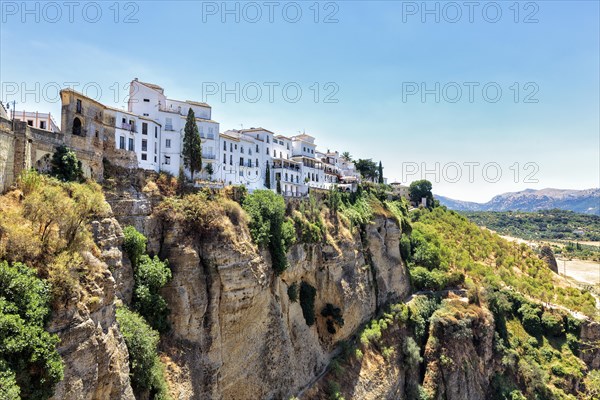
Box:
[115,307,169,398]
[205,163,214,181]
[242,190,290,273]
[409,180,434,208]
[341,152,352,162]
[354,159,378,182]
[0,261,64,399]
[133,255,172,333]
[50,145,84,182]
[265,162,271,189]
[378,161,384,184]
[123,226,147,268]
[182,108,202,181]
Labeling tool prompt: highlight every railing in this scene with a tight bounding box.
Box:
[120,122,136,132]
[203,154,217,160]
[272,164,300,171]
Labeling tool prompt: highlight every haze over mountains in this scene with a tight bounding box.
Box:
[436,188,600,215]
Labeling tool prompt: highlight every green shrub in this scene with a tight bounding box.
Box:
[133,255,172,333]
[50,145,84,182]
[123,226,148,268]
[116,307,170,399]
[299,282,317,326]
[541,312,564,337]
[403,337,422,367]
[0,261,64,400]
[243,191,290,273]
[518,303,542,336]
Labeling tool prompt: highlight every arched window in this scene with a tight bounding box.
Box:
[72,117,82,136]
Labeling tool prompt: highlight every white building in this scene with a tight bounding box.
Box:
[9,110,60,132]
[128,79,219,178]
[111,108,161,171]
[55,78,364,195]
[291,134,325,190]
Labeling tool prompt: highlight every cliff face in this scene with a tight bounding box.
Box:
[580,320,600,370]
[422,301,496,400]
[49,218,134,400]
[143,211,409,399]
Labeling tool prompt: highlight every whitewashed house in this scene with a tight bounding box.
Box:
[128,79,219,178]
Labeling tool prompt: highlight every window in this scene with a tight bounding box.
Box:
[122,118,126,124]
[154,143,157,154]
[280,151,283,158]
[119,136,125,149]
[154,156,157,163]
[223,154,226,163]
[241,146,244,154]
[155,127,158,138]
[141,154,147,161]
[76,99,82,113]
[256,158,258,167]
[165,139,171,148]
[266,147,269,155]
[164,156,171,165]
[249,148,252,155]
[27,120,33,126]
[142,139,147,151]
[287,143,290,150]
[235,144,237,150]
[143,113,149,117]
[39,121,46,129]
[143,98,150,102]
[95,130,99,138]
[128,138,134,151]
[142,122,148,135]
[165,118,173,130]
[223,141,227,151]
[266,136,270,143]
[256,144,259,152]
[239,157,244,166]
[229,155,233,165]
[230,143,233,152]
[239,170,243,177]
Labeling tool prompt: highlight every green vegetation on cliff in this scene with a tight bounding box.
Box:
[116,306,170,400]
[0,261,63,400]
[408,207,597,317]
[123,226,172,333]
[0,171,111,399]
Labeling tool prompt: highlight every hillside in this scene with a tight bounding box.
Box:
[437,188,600,215]
[462,209,600,242]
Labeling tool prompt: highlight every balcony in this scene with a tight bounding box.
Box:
[120,122,137,133]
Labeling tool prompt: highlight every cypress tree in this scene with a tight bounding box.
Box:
[378,161,384,184]
[265,162,271,189]
[182,108,202,181]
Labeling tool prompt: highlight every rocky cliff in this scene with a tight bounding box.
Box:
[103,178,411,399]
[48,218,134,400]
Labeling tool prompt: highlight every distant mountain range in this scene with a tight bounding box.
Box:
[436,188,600,215]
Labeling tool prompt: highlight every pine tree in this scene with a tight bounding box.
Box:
[265,162,271,189]
[182,108,202,181]
[378,161,384,184]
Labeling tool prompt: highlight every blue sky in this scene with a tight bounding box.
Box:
[1,0,598,201]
